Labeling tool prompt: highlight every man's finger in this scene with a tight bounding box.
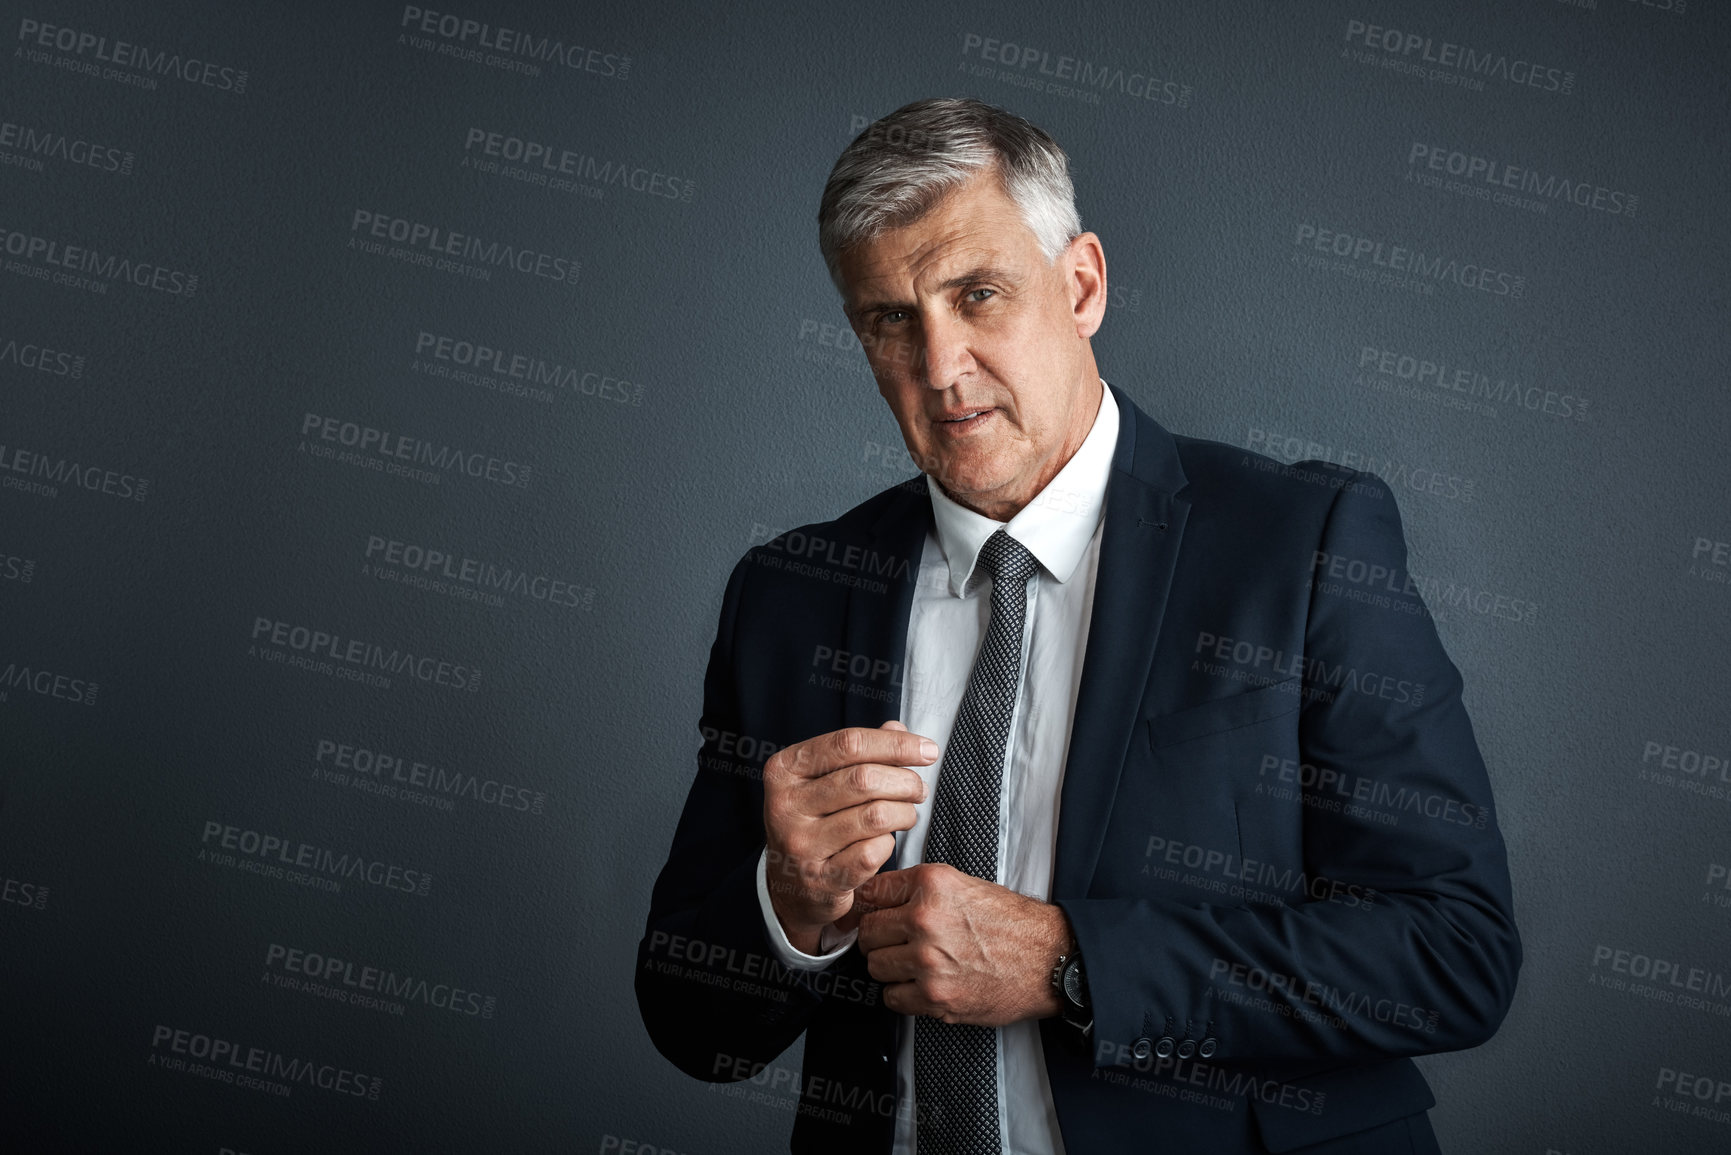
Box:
[855,865,921,908]
[836,798,919,851]
[879,981,928,1019]
[856,902,911,953]
[834,903,866,936]
[822,726,939,775]
[765,725,937,782]
[807,760,927,817]
[861,942,922,984]
[810,832,897,898]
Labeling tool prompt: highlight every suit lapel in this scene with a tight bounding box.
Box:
[1050,384,1190,898]
[841,482,932,735]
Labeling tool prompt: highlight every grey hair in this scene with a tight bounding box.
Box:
[817,98,1082,293]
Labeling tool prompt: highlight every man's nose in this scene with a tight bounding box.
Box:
[919,311,974,389]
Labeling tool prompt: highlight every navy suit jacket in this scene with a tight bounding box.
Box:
[635,382,1520,1153]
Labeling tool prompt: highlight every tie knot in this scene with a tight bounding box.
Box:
[976,527,1039,588]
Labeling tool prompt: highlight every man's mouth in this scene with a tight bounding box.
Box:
[934,407,994,436]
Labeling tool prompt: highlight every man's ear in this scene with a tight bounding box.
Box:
[1066,232,1107,339]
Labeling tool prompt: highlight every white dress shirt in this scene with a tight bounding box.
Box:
[754,381,1119,1154]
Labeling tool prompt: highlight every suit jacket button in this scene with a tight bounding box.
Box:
[1154,1036,1176,1059]
[1199,1037,1218,1059]
[1131,1037,1153,1061]
[1176,1038,1196,1059]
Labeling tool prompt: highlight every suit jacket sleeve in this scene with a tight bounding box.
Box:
[633,551,835,1081]
[1057,469,1522,1072]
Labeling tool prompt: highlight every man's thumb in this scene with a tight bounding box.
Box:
[880,719,908,731]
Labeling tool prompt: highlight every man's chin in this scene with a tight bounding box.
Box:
[927,464,1011,507]
[922,441,991,480]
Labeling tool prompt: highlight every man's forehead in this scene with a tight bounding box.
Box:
[841,189,1038,305]
[850,233,1016,288]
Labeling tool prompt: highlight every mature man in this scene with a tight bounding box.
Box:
[636,98,1519,1154]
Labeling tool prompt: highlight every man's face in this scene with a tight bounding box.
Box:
[837,170,1106,521]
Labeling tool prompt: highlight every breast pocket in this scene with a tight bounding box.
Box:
[1147,676,1305,751]
[1094,678,1305,901]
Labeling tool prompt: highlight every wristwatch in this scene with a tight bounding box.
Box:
[1049,947,1092,1038]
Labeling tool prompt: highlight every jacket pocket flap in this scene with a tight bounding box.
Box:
[1249,1058,1436,1152]
[1147,678,1303,749]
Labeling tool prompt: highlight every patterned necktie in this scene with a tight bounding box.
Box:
[914,527,1041,1155]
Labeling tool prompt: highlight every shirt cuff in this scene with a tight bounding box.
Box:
[756,847,858,970]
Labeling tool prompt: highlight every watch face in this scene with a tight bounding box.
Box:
[1062,958,1086,1006]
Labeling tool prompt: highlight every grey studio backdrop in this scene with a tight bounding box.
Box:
[1,1,1726,1152]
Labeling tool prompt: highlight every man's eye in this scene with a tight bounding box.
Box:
[879,310,909,325]
[966,288,995,303]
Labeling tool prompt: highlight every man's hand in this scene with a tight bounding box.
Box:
[762,720,936,954]
[855,862,1072,1027]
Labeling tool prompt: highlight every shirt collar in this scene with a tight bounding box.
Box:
[925,380,1119,598]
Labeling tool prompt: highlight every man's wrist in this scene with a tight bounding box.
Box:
[755,848,854,969]
[1033,902,1076,1017]
[1046,901,1077,964]
[784,920,824,955]
[767,884,829,954]
[1044,903,1091,1035]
